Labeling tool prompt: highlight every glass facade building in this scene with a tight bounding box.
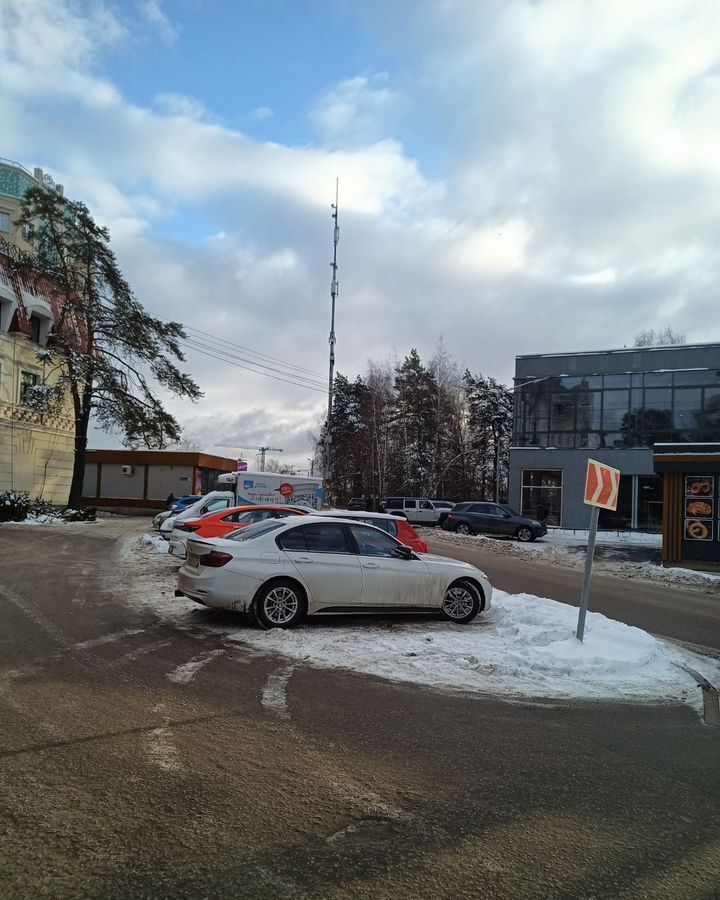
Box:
[508,343,720,531]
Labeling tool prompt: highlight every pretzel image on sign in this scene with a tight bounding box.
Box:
[583,459,621,511]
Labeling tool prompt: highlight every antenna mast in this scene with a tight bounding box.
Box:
[326,179,339,480]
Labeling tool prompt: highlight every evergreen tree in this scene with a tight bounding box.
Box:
[16,186,202,506]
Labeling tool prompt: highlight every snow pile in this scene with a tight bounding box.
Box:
[229,591,718,707]
[143,532,169,553]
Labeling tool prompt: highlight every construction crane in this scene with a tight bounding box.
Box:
[214,443,283,472]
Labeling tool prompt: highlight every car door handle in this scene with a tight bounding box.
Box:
[294,556,313,563]
[362,562,379,569]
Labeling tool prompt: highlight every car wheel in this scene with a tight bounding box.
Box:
[455,523,473,535]
[441,580,481,624]
[516,526,534,542]
[254,579,307,629]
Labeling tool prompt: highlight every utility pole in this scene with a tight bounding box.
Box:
[326,178,339,491]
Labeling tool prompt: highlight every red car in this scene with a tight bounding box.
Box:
[179,504,309,540]
[317,510,429,553]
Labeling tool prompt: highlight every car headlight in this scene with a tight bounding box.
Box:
[532,521,542,528]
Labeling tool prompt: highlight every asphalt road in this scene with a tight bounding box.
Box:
[426,536,720,652]
[1,518,719,900]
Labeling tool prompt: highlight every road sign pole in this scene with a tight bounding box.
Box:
[576,504,600,643]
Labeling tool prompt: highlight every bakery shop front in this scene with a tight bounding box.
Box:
[654,443,720,571]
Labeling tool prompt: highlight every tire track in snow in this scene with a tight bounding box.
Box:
[167,649,225,684]
[261,664,294,717]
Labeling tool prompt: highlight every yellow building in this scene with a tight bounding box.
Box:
[0,158,74,503]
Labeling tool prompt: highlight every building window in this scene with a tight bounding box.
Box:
[514,369,720,448]
[0,211,10,233]
[19,370,39,405]
[521,469,562,526]
[29,315,41,344]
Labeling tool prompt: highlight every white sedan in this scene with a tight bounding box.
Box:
[176,515,492,628]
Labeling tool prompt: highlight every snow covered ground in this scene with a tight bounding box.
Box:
[135,533,720,712]
[422,528,720,591]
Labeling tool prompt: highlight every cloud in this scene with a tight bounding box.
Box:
[4,0,720,465]
[249,106,274,121]
[138,0,178,45]
[309,73,402,147]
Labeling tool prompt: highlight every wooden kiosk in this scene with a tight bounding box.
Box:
[654,443,720,571]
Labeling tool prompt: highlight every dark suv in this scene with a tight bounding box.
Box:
[443,502,547,542]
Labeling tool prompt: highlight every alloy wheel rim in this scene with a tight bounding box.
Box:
[443,586,475,619]
[518,528,531,541]
[457,525,469,534]
[264,586,299,625]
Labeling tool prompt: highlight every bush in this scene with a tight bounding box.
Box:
[62,507,97,522]
[0,491,31,522]
[29,497,58,517]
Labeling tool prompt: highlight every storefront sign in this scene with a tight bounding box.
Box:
[683,476,715,542]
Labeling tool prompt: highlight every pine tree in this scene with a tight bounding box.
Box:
[16,186,202,506]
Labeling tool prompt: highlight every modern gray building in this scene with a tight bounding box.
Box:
[508,342,720,531]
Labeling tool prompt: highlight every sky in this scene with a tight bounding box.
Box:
[2,0,719,469]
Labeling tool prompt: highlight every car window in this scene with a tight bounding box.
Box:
[224,509,260,524]
[384,520,398,537]
[277,528,307,551]
[227,521,285,541]
[404,500,417,509]
[350,525,401,558]
[386,498,402,508]
[485,505,505,516]
[419,500,433,509]
[205,498,230,513]
[280,523,349,553]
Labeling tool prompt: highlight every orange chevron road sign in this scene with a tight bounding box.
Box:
[583,459,621,511]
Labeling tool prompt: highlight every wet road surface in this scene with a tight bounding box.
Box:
[0,518,719,899]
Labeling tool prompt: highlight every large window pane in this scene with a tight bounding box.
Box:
[673,370,720,387]
[673,388,702,432]
[548,432,574,447]
[637,476,663,531]
[702,388,720,438]
[604,374,631,388]
[644,373,672,387]
[602,390,630,430]
[575,391,602,443]
[550,393,576,431]
[599,475,633,530]
[521,470,562,526]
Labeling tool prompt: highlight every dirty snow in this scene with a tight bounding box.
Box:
[228,591,719,708]
[143,532,169,553]
[422,529,720,592]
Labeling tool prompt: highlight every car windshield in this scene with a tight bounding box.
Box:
[226,520,286,541]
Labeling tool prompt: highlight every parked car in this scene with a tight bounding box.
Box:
[347,497,369,511]
[315,509,429,553]
[381,497,446,525]
[443,502,547,542]
[176,516,492,628]
[159,490,235,541]
[168,504,308,559]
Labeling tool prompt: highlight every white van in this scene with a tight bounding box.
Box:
[217,471,323,509]
[382,497,445,525]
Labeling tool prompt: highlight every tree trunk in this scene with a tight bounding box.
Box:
[68,398,91,509]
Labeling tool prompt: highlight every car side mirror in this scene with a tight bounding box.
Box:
[503,512,511,519]
[392,545,414,560]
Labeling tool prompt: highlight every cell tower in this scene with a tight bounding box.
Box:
[326,179,339,472]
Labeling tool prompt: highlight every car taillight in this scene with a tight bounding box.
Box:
[447,514,454,520]
[200,550,233,567]
[178,523,200,532]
